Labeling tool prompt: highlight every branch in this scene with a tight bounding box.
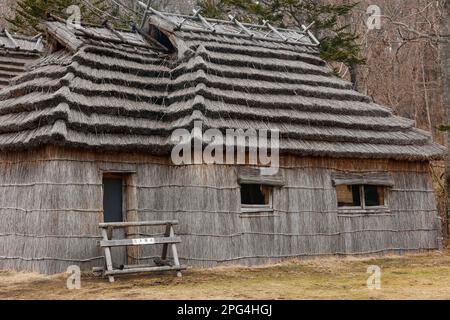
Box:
[382,15,449,43]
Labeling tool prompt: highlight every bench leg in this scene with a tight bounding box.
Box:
[170,226,182,278]
[161,224,171,260]
[101,228,115,283]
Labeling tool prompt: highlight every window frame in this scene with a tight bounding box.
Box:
[240,183,274,213]
[336,184,388,212]
[331,171,393,214]
[238,166,284,214]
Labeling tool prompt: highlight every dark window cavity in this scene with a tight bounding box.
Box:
[240,184,272,206]
[363,185,385,206]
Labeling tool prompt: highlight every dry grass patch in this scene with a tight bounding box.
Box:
[1,250,450,300]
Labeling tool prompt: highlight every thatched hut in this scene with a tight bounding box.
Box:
[0,11,445,274]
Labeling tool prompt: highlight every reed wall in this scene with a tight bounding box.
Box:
[0,146,441,274]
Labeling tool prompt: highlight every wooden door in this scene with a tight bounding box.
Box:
[103,177,127,267]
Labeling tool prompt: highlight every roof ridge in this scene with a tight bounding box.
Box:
[46,15,135,34]
[0,31,44,53]
[141,5,320,47]
[0,32,40,42]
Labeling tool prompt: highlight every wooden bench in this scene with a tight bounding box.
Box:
[94,220,186,282]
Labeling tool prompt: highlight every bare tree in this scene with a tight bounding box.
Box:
[440,0,449,238]
[0,0,16,29]
[336,1,447,141]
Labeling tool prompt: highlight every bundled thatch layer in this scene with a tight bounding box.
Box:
[0,19,445,160]
[0,32,43,90]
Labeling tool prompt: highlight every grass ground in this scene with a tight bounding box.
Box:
[1,250,450,300]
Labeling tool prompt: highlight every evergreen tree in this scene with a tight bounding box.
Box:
[7,0,131,35]
[198,0,365,69]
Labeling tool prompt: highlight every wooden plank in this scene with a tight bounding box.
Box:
[238,166,284,186]
[104,265,187,276]
[94,264,175,271]
[238,177,285,186]
[46,22,83,52]
[99,220,178,228]
[121,261,171,269]
[100,236,181,247]
[331,172,394,186]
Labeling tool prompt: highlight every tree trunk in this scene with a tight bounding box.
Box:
[349,64,358,90]
[441,0,450,241]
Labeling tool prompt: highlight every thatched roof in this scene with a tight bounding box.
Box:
[0,14,445,160]
[0,31,43,90]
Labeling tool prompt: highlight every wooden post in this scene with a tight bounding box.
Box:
[100,228,115,283]
[161,223,171,260]
[125,174,139,265]
[170,225,182,277]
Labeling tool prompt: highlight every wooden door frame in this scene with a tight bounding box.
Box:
[101,171,138,265]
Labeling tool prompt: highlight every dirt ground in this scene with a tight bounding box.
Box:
[1,250,450,300]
